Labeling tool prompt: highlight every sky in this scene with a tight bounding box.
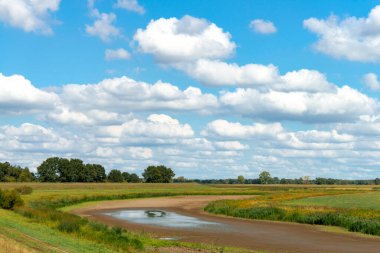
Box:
[1,0,380,179]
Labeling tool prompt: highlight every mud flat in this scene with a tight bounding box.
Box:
[72,195,380,253]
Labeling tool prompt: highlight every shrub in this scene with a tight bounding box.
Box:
[14,186,33,195]
[57,215,81,233]
[0,189,23,209]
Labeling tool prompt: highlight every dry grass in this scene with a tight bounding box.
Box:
[0,234,40,253]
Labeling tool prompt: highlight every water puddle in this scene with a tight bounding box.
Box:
[104,209,221,229]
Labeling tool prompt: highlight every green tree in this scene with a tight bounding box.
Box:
[142,165,175,183]
[237,175,245,184]
[19,168,34,182]
[122,172,130,182]
[375,178,380,185]
[108,169,124,182]
[259,171,272,184]
[128,173,141,183]
[37,157,61,182]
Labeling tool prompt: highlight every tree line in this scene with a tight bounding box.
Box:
[190,171,380,185]
[0,158,176,183]
[1,159,379,185]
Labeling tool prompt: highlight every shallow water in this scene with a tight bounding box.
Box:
[104,209,221,229]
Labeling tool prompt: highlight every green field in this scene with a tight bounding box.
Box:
[0,182,378,252]
[286,191,380,210]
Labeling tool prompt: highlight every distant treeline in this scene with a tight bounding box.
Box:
[0,158,174,183]
[1,159,379,185]
[189,178,380,185]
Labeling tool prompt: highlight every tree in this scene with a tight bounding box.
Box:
[259,171,272,184]
[375,178,380,185]
[122,172,130,182]
[142,165,175,183]
[237,175,245,184]
[37,157,60,182]
[129,173,141,183]
[108,169,124,182]
[19,168,34,182]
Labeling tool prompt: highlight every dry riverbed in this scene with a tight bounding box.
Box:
[71,195,380,253]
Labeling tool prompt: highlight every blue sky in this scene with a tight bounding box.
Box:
[1,0,380,179]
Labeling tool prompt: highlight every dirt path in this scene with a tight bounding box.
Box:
[72,195,380,253]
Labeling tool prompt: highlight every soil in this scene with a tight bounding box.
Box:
[72,195,380,253]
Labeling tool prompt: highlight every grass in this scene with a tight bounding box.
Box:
[0,209,119,253]
[0,182,378,252]
[204,188,380,236]
[0,182,264,253]
[286,191,380,210]
[0,234,40,253]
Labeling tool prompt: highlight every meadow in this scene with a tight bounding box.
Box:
[0,182,378,252]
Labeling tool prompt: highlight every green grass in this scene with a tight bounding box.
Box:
[286,192,380,210]
[0,182,378,252]
[0,209,119,253]
[0,182,263,253]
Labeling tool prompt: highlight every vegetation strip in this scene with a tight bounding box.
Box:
[205,191,380,236]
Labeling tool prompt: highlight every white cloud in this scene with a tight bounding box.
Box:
[249,19,277,34]
[59,76,218,115]
[0,123,74,152]
[203,119,283,139]
[103,114,194,140]
[128,147,152,159]
[105,48,131,61]
[182,59,334,92]
[0,73,59,114]
[214,141,249,151]
[134,15,236,63]
[115,0,145,14]
[86,12,120,42]
[0,0,60,34]
[363,73,380,91]
[220,85,378,123]
[181,59,280,87]
[304,6,380,62]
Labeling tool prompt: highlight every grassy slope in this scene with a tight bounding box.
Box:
[286,191,380,210]
[0,183,261,253]
[0,183,377,252]
[0,209,118,253]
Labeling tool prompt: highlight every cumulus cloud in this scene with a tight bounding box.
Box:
[103,114,194,140]
[363,73,380,91]
[202,119,283,139]
[304,5,380,62]
[115,0,145,14]
[0,123,75,152]
[86,12,120,42]
[0,73,59,114]
[134,15,236,63]
[59,76,218,115]
[219,85,378,123]
[133,15,337,93]
[249,19,277,34]
[0,0,60,34]
[105,48,131,61]
[182,59,334,92]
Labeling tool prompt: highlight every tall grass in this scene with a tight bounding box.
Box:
[0,234,39,253]
[205,197,380,236]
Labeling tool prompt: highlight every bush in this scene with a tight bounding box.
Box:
[57,215,82,233]
[0,189,23,209]
[14,186,33,195]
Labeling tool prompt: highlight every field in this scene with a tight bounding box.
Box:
[286,191,380,210]
[0,183,379,252]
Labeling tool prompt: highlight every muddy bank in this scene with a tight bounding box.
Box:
[72,195,380,253]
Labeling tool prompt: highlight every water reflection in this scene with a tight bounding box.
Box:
[105,209,221,229]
